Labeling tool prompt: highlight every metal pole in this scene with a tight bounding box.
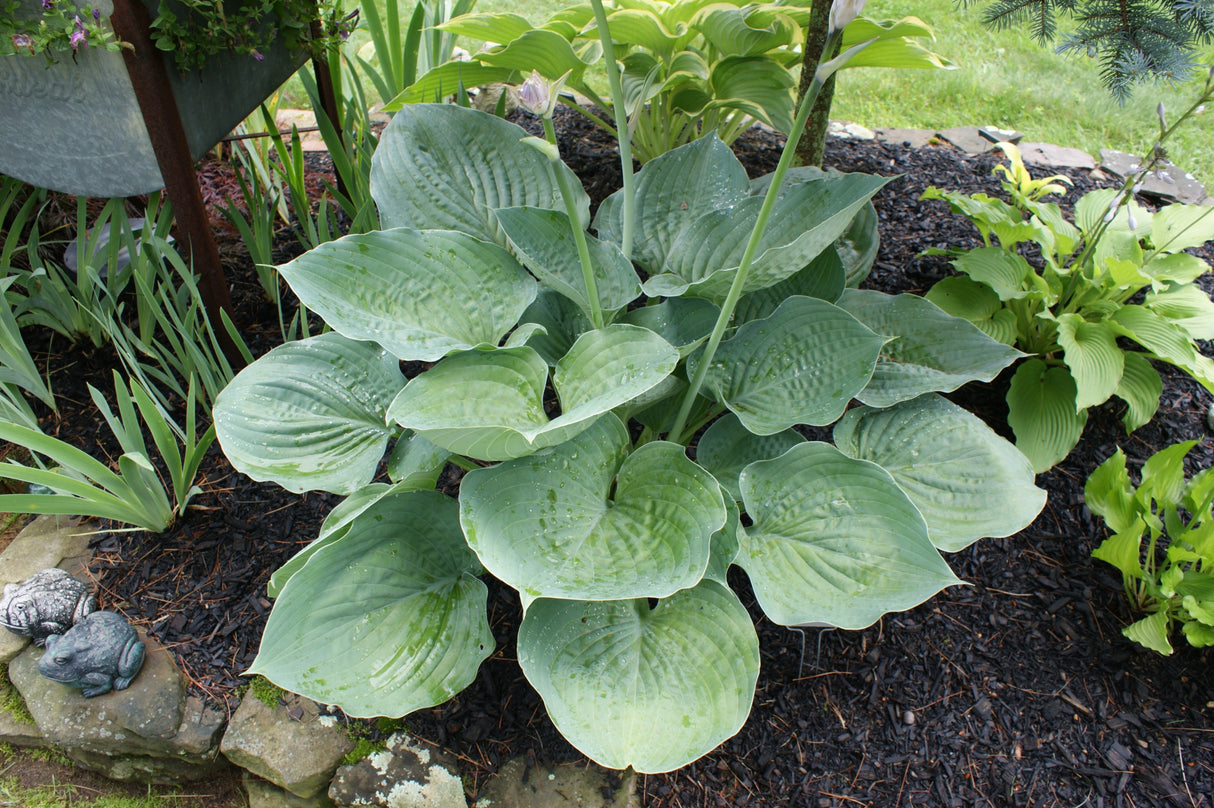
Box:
[108,0,241,365]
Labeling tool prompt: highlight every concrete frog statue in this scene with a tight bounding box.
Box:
[0,568,97,647]
[38,611,146,698]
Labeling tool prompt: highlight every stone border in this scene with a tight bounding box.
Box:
[0,516,637,808]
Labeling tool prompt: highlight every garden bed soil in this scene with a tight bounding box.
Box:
[13,108,1214,807]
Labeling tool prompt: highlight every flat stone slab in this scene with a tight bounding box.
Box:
[873,128,939,149]
[329,732,466,808]
[473,757,638,808]
[1017,141,1096,170]
[937,126,998,154]
[979,126,1023,145]
[221,691,354,799]
[245,773,337,808]
[1098,149,1209,205]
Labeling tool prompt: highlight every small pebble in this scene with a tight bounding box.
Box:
[1207,403,1214,433]
[903,710,916,726]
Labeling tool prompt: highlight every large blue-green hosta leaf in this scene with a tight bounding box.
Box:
[646,173,892,302]
[518,580,759,772]
[370,104,589,240]
[251,491,493,718]
[387,326,678,461]
[278,228,537,362]
[836,289,1023,407]
[460,414,725,600]
[834,395,1046,552]
[687,296,886,434]
[594,134,751,272]
[737,442,961,628]
[213,333,403,495]
[695,413,805,502]
[494,206,641,317]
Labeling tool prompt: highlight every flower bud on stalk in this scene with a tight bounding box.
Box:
[1156,102,1167,129]
[519,70,570,119]
[828,0,866,33]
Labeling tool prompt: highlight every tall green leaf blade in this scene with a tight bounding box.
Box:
[494,206,641,316]
[517,581,759,773]
[594,134,750,272]
[737,442,961,628]
[278,228,537,362]
[1055,314,1124,410]
[837,289,1023,407]
[1006,359,1088,473]
[250,491,494,717]
[213,333,404,495]
[688,296,886,434]
[834,395,1046,551]
[371,104,589,238]
[460,414,725,600]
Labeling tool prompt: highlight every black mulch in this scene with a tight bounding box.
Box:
[15,105,1213,806]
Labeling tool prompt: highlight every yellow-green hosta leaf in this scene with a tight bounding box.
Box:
[1114,352,1162,432]
[371,104,589,239]
[950,247,1036,301]
[517,581,758,772]
[1084,449,1139,535]
[604,8,682,53]
[834,394,1045,552]
[213,333,404,495]
[838,289,1023,407]
[688,296,886,434]
[693,4,799,56]
[1150,203,1214,253]
[705,56,796,133]
[460,414,725,600]
[251,491,493,717]
[1112,305,1214,392]
[434,11,535,43]
[695,413,806,502]
[737,442,961,628]
[1143,252,1210,286]
[1055,314,1124,411]
[1006,359,1087,472]
[278,228,536,362]
[1123,609,1173,655]
[494,206,641,317]
[388,326,677,461]
[1182,619,1214,647]
[1144,284,1214,340]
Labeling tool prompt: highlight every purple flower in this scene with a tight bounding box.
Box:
[11,33,35,53]
[251,49,264,62]
[93,8,101,22]
[69,29,87,50]
[41,0,53,9]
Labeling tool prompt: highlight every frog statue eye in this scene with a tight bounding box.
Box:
[53,656,70,667]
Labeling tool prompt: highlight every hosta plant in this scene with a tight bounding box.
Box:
[392,0,951,161]
[214,2,1044,773]
[1085,441,1214,655]
[922,122,1214,472]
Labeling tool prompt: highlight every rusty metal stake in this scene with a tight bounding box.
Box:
[108,0,241,366]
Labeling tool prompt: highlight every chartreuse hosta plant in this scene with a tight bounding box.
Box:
[1086,441,1214,655]
[392,0,951,161]
[213,0,1042,772]
[923,125,1214,471]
